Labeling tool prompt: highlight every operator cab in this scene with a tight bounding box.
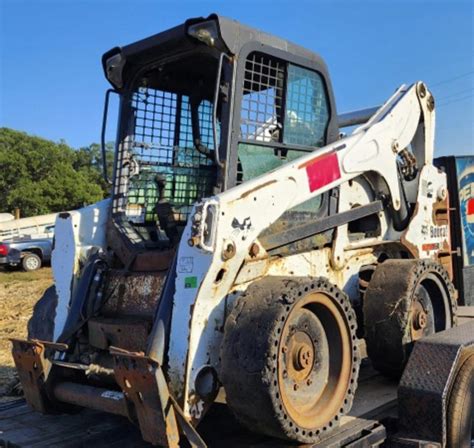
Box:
[102,15,339,266]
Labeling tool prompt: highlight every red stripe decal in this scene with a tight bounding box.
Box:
[422,243,439,252]
[305,152,341,192]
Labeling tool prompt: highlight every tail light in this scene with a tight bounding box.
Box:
[0,244,8,256]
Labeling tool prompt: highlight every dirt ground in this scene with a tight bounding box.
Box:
[0,267,53,402]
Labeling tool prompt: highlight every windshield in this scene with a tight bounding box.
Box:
[113,52,219,229]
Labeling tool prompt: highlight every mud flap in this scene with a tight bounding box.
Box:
[10,339,68,413]
[111,347,206,448]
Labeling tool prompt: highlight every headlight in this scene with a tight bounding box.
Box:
[187,20,219,47]
[105,52,125,88]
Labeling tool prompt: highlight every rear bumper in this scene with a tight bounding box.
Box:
[0,254,20,266]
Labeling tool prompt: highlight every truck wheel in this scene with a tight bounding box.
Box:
[27,285,57,341]
[22,253,42,271]
[220,277,360,443]
[364,259,456,377]
[447,352,474,448]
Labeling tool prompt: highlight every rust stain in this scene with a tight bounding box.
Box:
[432,194,450,227]
[239,179,277,199]
[102,271,166,318]
[436,239,454,280]
[132,248,175,271]
[88,317,151,352]
[400,235,419,259]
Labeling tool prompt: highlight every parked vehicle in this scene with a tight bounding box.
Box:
[0,237,53,271]
[0,213,57,242]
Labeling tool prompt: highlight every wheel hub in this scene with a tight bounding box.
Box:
[287,331,314,380]
[297,345,313,370]
[413,308,427,331]
[410,285,436,340]
[411,300,429,339]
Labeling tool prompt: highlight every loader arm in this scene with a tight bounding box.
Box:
[160,81,437,418]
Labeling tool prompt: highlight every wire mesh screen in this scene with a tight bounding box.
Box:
[113,87,216,224]
[241,53,285,142]
[283,65,329,147]
[240,52,329,148]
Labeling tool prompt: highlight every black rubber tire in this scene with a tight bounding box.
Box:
[220,276,360,444]
[364,259,456,377]
[447,352,474,448]
[27,285,57,341]
[21,253,42,271]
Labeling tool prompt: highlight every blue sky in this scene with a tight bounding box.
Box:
[1,0,473,156]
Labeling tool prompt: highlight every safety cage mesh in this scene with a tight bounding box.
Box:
[113,87,217,224]
[240,52,329,147]
[240,53,285,142]
[236,52,330,246]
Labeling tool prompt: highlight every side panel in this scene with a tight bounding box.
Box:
[435,155,474,305]
[51,199,110,340]
[455,156,474,304]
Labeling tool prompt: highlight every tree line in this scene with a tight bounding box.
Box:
[0,127,113,218]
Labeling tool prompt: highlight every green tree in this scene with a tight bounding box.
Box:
[0,128,110,217]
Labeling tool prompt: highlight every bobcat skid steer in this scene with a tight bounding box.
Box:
[11,14,464,447]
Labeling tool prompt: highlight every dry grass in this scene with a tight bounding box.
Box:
[0,267,53,402]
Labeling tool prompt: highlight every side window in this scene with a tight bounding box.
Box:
[236,52,331,249]
[237,53,330,184]
[240,53,285,143]
[284,65,329,147]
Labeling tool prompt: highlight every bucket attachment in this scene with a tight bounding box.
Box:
[11,339,206,447]
[110,347,206,448]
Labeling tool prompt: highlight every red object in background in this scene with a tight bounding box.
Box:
[467,198,474,216]
[305,152,341,192]
[0,244,8,256]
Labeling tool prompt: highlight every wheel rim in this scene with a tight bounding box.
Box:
[278,292,353,429]
[410,272,452,341]
[25,256,39,270]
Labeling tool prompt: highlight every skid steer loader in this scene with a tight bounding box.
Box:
[12,14,463,447]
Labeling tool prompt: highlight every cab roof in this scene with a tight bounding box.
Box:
[102,14,328,91]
